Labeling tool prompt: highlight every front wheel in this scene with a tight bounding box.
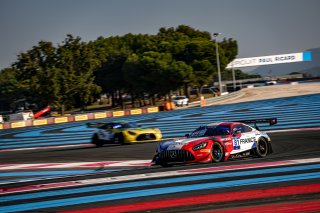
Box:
[211,142,224,163]
[114,133,124,145]
[255,137,268,157]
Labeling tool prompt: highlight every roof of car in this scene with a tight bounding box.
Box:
[207,122,243,126]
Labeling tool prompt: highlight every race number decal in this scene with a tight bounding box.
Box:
[233,138,240,150]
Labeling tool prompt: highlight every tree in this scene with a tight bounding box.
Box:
[156,26,237,96]
[12,35,101,115]
[123,52,193,103]
[93,36,132,108]
[219,38,238,62]
[0,68,22,111]
[221,69,261,80]
[12,41,57,108]
[55,35,101,113]
[3,25,239,112]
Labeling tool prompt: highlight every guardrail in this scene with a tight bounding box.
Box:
[205,90,244,106]
[0,106,159,130]
[0,90,247,130]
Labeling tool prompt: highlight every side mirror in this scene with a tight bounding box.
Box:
[185,134,190,137]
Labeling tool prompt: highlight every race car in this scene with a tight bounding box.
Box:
[152,118,277,166]
[88,121,162,147]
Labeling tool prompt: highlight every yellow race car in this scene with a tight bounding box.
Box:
[87,121,162,147]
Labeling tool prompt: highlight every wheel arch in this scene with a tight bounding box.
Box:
[114,132,125,144]
[211,141,225,163]
[259,136,273,154]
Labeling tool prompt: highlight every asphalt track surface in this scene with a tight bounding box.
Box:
[0,94,320,212]
[0,130,320,164]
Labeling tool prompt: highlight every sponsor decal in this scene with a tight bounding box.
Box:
[131,109,142,115]
[54,117,68,123]
[147,107,159,113]
[94,112,107,119]
[75,114,88,121]
[33,119,48,126]
[11,121,26,128]
[113,111,125,117]
[240,137,256,144]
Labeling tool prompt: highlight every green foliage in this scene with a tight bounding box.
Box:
[0,68,22,109]
[0,25,239,111]
[222,69,261,80]
[55,35,101,112]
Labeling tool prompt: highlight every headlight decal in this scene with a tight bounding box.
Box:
[192,142,208,151]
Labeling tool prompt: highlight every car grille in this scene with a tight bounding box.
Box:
[159,150,194,162]
[137,133,156,141]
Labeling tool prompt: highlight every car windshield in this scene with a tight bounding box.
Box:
[113,122,139,129]
[189,125,230,137]
[99,122,140,129]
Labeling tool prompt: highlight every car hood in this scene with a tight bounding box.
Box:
[160,137,208,150]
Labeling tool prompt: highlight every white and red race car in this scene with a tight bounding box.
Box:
[152,118,277,166]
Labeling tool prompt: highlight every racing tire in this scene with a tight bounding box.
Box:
[114,133,124,145]
[255,137,268,157]
[211,142,225,163]
[92,134,103,147]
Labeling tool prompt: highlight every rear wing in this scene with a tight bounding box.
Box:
[235,118,277,130]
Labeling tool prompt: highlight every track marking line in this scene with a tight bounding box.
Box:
[1,157,320,194]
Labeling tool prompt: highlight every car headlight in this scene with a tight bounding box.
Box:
[127,131,137,135]
[154,128,161,133]
[193,142,207,151]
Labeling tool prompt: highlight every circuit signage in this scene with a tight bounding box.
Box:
[226,52,312,69]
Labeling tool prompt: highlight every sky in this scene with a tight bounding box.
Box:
[0,0,320,70]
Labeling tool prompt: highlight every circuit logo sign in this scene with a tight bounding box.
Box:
[226,52,312,68]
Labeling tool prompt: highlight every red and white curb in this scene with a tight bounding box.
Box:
[0,160,152,170]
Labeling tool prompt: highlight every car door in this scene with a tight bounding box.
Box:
[231,124,256,154]
[98,124,115,141]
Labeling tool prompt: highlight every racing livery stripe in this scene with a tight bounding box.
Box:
[60,183,320,213]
